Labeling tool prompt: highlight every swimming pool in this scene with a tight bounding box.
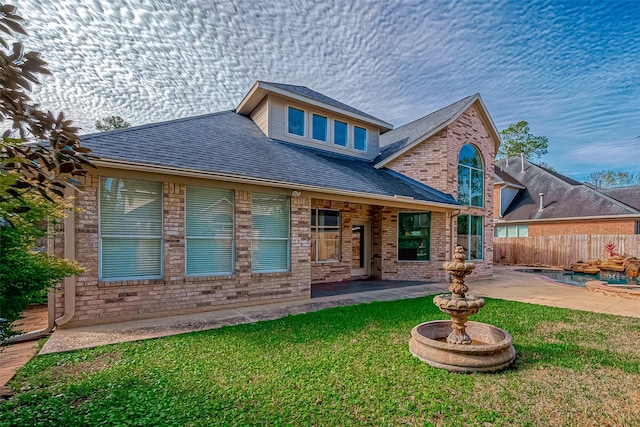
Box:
[517,268,640,288]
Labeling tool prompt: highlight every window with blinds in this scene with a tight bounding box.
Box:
[186,186,234,276]
[251,193,290,272]
[99,177,163,280]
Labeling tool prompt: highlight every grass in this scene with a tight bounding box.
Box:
[2,296,640,426]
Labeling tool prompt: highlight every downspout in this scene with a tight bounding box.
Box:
[55,186,77,326]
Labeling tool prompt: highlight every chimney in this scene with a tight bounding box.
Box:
[538,193,544,211]
[520,153,525,173]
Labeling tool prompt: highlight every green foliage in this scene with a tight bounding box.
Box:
[0,4,91,337]
[1,298,639,426]
[498,120,549,161]
[0,196,82,338]
[585,169,640,189]
[95,115,131,132]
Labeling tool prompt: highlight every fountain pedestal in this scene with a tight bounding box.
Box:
[409,246,515,372]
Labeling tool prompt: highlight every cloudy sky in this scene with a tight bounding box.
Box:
[16,0,640,180]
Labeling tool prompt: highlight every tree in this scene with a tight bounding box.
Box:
[0,4,92,338]
[498,121,549,161]
[95,115,131,132]
[585,170,640,189]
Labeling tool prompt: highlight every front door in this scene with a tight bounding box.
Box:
[351,220,370,277]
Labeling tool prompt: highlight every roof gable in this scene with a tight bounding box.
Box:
[374,94,500,168]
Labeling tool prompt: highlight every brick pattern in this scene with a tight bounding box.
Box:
[529,220,636,236]
[386,105,495,277]
[60,176,311,327]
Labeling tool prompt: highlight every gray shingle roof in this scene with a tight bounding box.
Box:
[495,158,640,220]
[600,185,640,210]
[376,95,477,164]
[262,82,386,124]
[82,111,457,206]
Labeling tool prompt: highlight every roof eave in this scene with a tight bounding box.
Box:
[92,158,459,211]
[495,214,640,223]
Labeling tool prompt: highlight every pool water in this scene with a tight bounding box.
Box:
[517,269,640,288]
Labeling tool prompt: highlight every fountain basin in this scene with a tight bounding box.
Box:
[409,320,516,372]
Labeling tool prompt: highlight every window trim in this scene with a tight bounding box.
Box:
[251,193,291,273]
[457,144,484,207]
[286,105,306,138]
[184,185,235,277]
[98,177,164,281]
[333,119,349,147]
[353,125,367,151]
[312,113,328,142]
[457,214,484,261]
[397,211,431,262]
[311,208,342,263]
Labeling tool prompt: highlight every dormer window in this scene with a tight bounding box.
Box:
[312,114,328,142]
[334,120,348,147]
[287,106,305,137]
[354,126,367,151]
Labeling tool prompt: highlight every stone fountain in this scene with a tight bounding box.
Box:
[409,246,516,372]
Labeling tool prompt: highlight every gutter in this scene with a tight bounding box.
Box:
[93,158,460,211]
[494,213,640,224]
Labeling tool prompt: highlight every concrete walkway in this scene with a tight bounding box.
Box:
[2,267,639,389]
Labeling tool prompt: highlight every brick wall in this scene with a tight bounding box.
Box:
[386,104,496,277]
[529,219,637,236]
[59,174,311,327]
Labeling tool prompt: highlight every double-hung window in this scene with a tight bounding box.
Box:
[99,177,163,280]
[287,106,305,137]
[457,215,483,260]
[334,120,348,147]
[398,212,431,261]
[312,114,328,142]
[185,186,234,276]
[354,126,367,151]
[311,209,341,262]
[251,193,290,272]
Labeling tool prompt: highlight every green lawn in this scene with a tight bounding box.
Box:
[2,297,640,426]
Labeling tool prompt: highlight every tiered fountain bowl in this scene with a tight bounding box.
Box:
[409,246,516,372]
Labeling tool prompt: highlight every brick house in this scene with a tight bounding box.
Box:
[494,158,640,237]
[54,81,500,327]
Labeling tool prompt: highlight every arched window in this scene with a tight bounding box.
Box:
[457,144,484,207]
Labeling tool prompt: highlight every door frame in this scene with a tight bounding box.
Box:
[351,219,371,277]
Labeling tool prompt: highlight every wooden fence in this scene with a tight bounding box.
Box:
[494,235,640,267]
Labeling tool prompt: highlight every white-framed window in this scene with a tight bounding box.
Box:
[354,126,367,151]
[185,186,234,276]
[458,144,484,207]
[251,193,290,272]
[457,215,483,260]
[287,106,305,137]
[311,209,341,262]
[99,177,163,280]
[495,224,528,238]
[398,212,431,261]
[312,114,328,142]
[334,120,348,147]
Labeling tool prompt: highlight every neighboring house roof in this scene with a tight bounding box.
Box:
[82,111,457,207]
[495,158,640,221]
[374,93,500,168]
[494,167,524,189]
[236,81,393,131]
[600,185,640,210]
